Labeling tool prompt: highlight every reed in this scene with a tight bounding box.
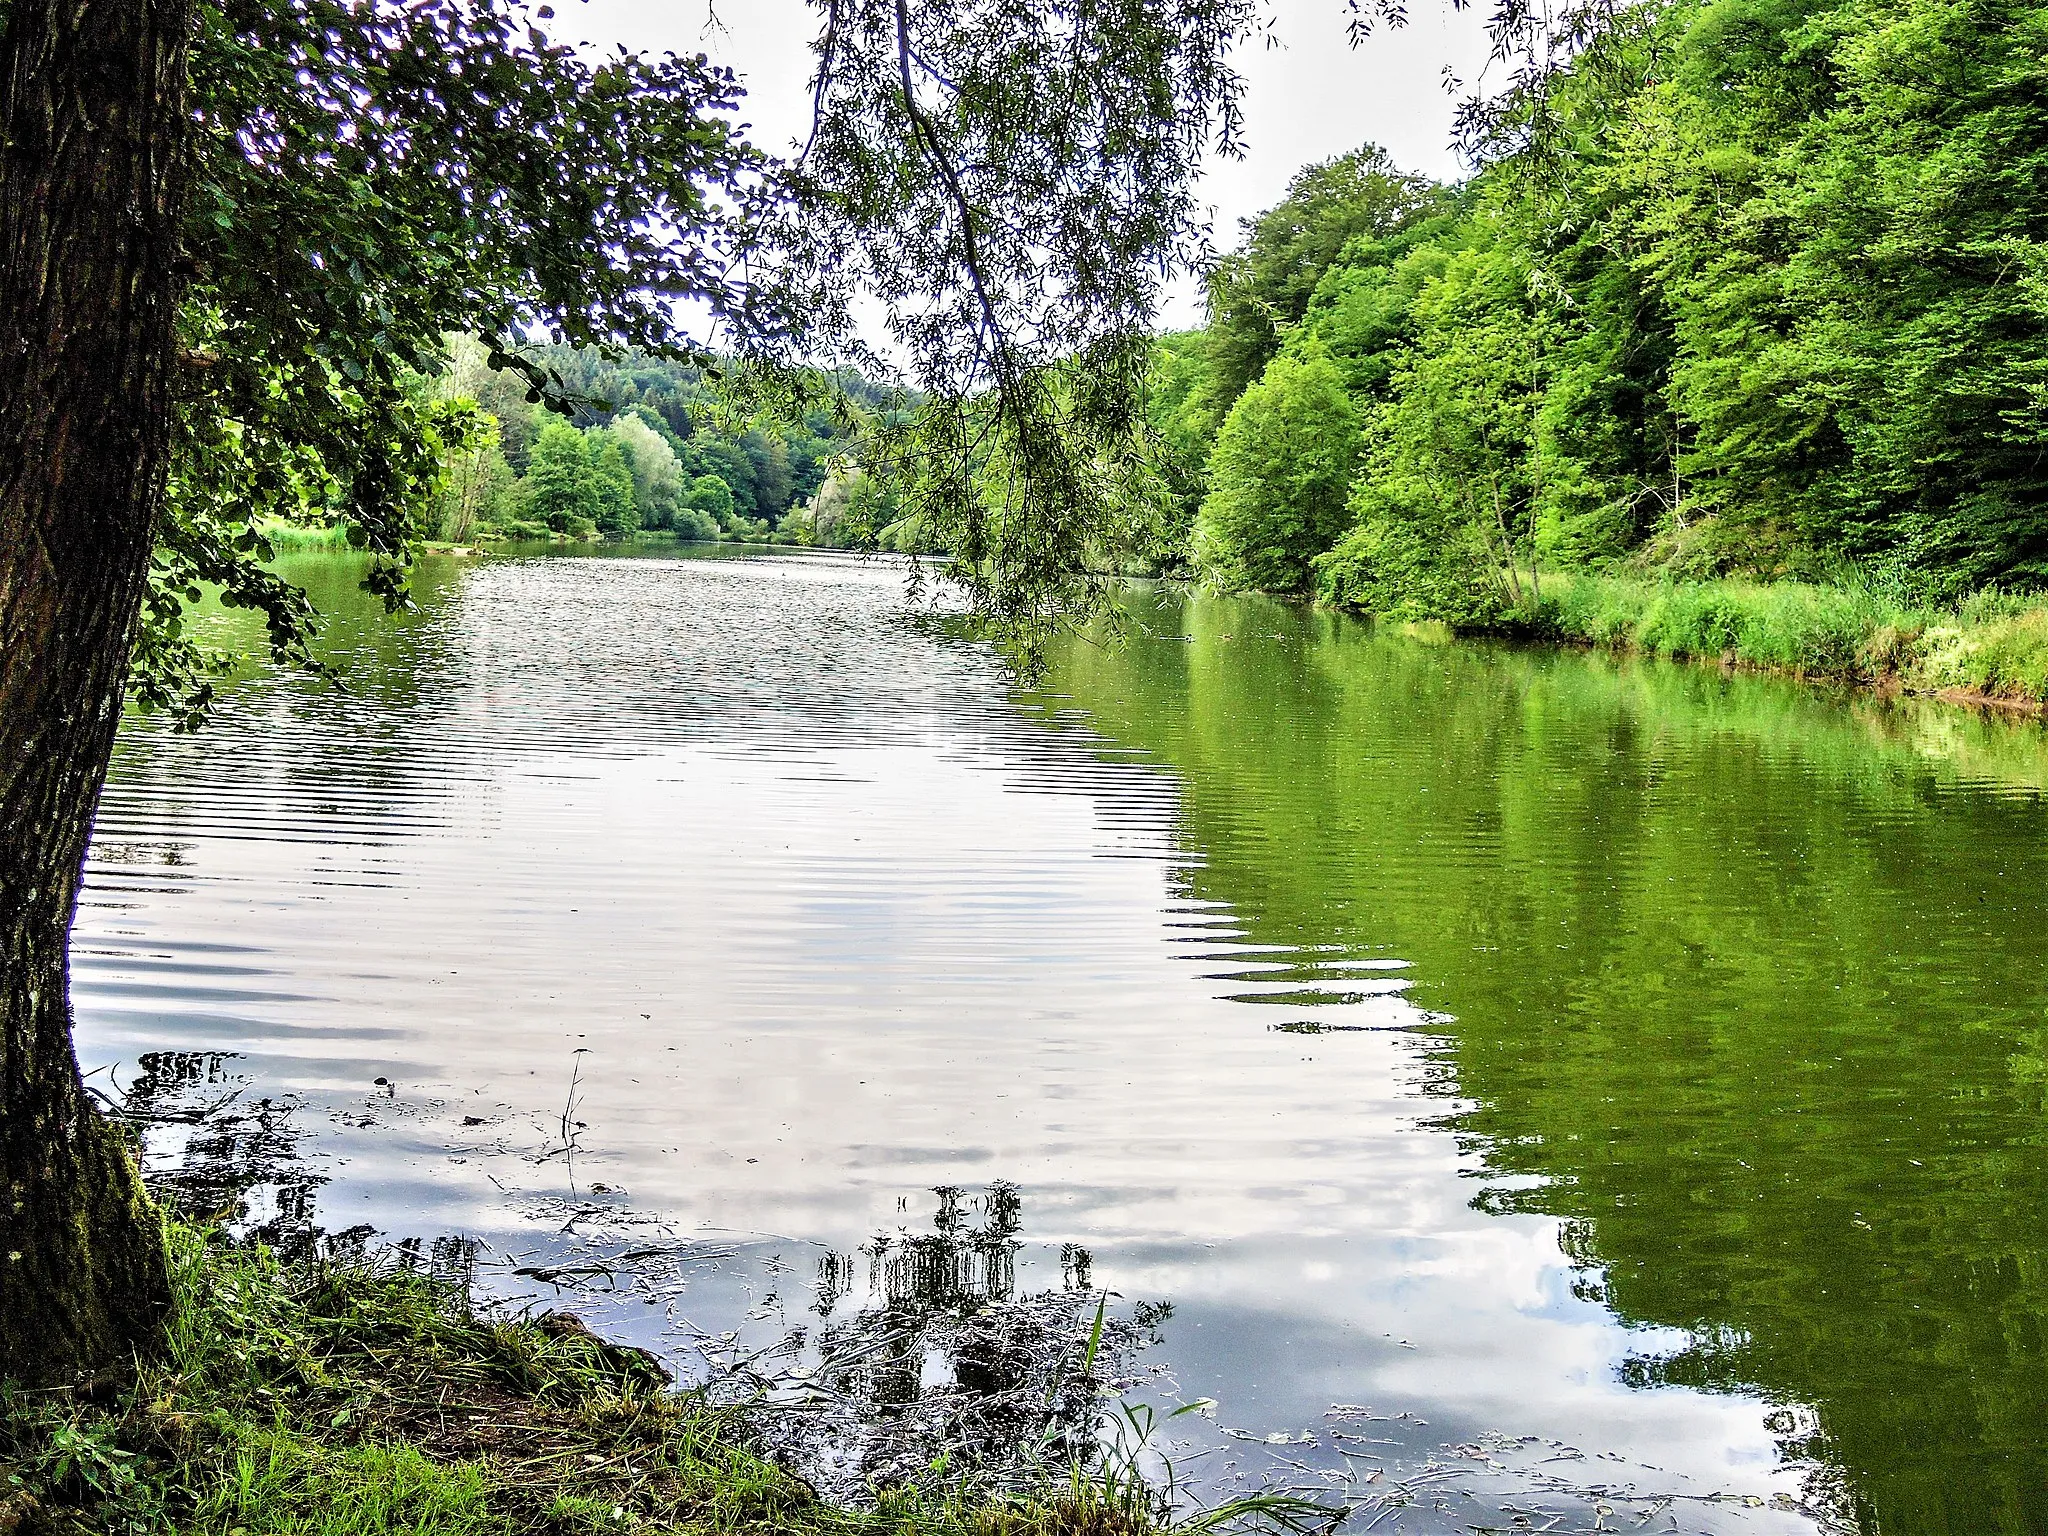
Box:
[253,520,359,554]
[1520,573,2048,704]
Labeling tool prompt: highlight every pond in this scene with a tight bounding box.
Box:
[73,546,2048,1535]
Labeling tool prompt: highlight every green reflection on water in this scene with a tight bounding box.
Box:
[1041,586,2048,1536]
[176,554,2048,1531]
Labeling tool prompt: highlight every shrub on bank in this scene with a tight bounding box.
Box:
[1193,355,1360,594]
[1913,604,2048,701]
[1314,470,1521,629]
[672,506,722,543]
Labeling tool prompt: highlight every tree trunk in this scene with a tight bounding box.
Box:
[0,0,192,1386]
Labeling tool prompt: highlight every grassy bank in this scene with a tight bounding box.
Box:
[1503,574,2048,708]
[255,522,815,556]
[256,521,360,555]
[0,1228,1178,1536]
[256,520,590,553]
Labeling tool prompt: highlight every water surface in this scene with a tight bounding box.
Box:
[74,548,2048,1535]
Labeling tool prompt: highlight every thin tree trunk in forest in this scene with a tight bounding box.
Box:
[0,0,192,1385]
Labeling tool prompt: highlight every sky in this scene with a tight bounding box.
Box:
[564,0,1498,328]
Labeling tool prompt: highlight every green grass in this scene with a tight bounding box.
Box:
[1519,573,2048,705]
[256,521,358,554]
[0,1228,1284,1536]
[197,1435,497,1534]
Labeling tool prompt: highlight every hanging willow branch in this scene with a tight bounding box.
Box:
[758,0,1256,656]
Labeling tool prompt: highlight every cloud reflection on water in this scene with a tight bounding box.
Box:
[78,551,1821,1534]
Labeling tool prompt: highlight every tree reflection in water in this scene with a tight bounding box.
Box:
[119,1050,328,1256]
[743,1182,1170,1499]
[117,1058,1169,1503]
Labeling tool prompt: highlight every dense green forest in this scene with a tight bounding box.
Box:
[1152,0,2048,651]
[410,340,913,547]
[400,0,2048,694]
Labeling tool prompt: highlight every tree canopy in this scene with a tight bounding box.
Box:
[1171,0,2048,611]
[1194,352,1360,592]
[1204,145,1445,408]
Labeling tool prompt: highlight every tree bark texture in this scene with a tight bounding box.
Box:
[0,0,190,1385]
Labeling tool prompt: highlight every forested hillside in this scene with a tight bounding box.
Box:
[417,340,913,546]
[1161,0,2048,631]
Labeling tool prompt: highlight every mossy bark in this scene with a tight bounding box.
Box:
[0,981,168,1388]
[0,0,192,1384]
